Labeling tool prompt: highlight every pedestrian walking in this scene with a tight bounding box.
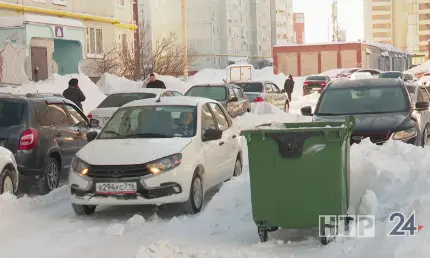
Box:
[146,73,166,89]
[63,78,86,110]
[284,75,294,101]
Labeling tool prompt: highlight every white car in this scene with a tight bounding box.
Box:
[69,96,243,215]
[350,72,373,80]
[87,88,183,128]
[0,146,19,194]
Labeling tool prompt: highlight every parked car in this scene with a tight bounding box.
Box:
[405,83,430,145]
[69,96,243,215]
[0,93,99,194]
[350,72,373,80]
[233,80,290,112]
[336,68,361,79]
[302,75,330,95]
[378,71,403,79]
[88,89,183,128]
[355,68,383,78]
[184,83,250,117]
[300,79,427,146]
[0,146,19,194]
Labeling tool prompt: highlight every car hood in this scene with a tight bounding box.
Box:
[76,138,192,165]
[314,112,413,133]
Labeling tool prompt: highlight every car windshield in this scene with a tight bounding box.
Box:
[0,99,25,126]
[98,105,196,139]
[234,82,264,92]
[97,93,157,108]
[379,72,402,78]
[316,86,408,115]
[306,76,326,81]
[185,86,227,101]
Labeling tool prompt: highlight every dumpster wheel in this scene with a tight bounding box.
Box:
[258,226,268,243]
[320,222,338,245]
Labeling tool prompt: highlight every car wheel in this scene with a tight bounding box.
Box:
[36,157,60,195]
[423,124,430,146]
[284,101,290,113]
[233,157,242,177]
[182,170,204,214]
[72,203,97,215]
[0,167,16,194]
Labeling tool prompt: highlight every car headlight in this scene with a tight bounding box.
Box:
[392,128,417,140]
[71,156,90,176]
[146,153,182,175]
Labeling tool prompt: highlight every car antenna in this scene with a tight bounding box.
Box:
[156,89,163,102]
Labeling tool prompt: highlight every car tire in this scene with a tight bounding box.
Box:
[423,124,430,146]
[72,203,97,215]
[233,157,242,177]
[0,166,16,194]
[181,170,204,215]
[36,157,60,195]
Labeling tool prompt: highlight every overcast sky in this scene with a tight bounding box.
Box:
[293,0,364,43]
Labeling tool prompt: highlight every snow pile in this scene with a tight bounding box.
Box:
[321,68,344,78]
[0,73,106,113]
[96,73,142,95]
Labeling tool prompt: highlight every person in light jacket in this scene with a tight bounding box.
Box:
[283,75,294,101]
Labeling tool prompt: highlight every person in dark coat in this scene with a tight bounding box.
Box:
[63,78,86,110]
[146,73,166,89]
[284,75,295,101]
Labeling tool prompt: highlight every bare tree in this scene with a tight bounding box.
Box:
[84,45,120,76]
[116,24,199,80]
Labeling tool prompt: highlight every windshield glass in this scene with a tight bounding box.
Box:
[234,82,263,92]
[98,105,196,139]
[97,93,157,108]
[379,72,402,78]
[316,86,408,115]
[306,76,326,81]
[0,99,25,126]
[185,86,227,101]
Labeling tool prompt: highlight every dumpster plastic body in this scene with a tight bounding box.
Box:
[241,117,354,243]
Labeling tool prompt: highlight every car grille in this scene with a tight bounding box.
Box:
[351,132,392,145]
[86,164,151,178]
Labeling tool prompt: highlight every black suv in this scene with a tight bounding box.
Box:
[184,83,251,118]
[0,93,99,194]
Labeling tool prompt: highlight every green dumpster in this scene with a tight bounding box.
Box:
[241,116,354,244]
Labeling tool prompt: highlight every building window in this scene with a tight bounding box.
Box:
[372,5,390,11]
[372,14,391,20]
[373,31,391,38]
[419,35,430,41]
[419,45,428,52]
[419,24,430,31]
[373,23,391,29]
[86,27,103,57]
[117,0,125,6]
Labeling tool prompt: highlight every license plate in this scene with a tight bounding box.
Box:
[312,88,320,90]
[96,182,137,194]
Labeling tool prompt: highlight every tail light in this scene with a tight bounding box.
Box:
[253,97,264,102]
[18,128,39,150]
[303,81,309,86]
[320,82,326,87]
[87,114,93,119]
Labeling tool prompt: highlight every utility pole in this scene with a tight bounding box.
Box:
[133,0,141,80]
[181,0,188,78]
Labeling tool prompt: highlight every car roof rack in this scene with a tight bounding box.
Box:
[25,93,64,98]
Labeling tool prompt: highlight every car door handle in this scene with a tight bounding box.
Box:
[219,141,224,146]
[232,135,237,138]
[55,132,62,137]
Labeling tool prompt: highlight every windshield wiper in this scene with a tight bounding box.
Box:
[316,113,340,116]
[123,133,173,138]
[101,130,120,136]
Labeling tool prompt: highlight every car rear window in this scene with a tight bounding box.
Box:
[0,99,26,126]
[234,82,264,92]
[379,72,402,78]
[97,93,157,108]
[185,86,227,101]
[306,76,326,81]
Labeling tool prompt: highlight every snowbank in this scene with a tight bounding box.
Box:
[407,60,430,75]
[0,74,106,113]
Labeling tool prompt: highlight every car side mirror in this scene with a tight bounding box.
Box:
[415,101,429,111]
[202,128,223,141]
[86,131,98,142]
[229,96,238,102]
[89,118,100,128]
[301,106,313,116]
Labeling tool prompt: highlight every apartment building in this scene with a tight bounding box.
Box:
[149,0,272,71]
[270,0,294,46]
[293,13,304,44]
[0,0,136,85]
[363,0,430,65]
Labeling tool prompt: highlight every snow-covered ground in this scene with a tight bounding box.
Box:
[0,67,428,257]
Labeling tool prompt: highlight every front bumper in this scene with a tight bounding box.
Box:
[69,167,190,206]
